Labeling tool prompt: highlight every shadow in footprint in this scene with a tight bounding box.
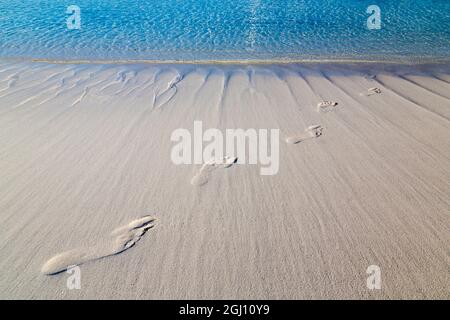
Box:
[41,216,155,275]
[286,125,323,144]
[191,156,238,186]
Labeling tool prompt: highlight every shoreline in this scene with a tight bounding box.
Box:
[1,56,450,67]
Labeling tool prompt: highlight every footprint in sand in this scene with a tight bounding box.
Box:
[41,216,155,275]
[286,125,323,144]
[191,156,238,186]
[365,87,382,96]
[317,101,338,112]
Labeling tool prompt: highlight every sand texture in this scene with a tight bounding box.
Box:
[0,61,449,299]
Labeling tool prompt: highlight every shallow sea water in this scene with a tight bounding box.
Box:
[0,0,449,61]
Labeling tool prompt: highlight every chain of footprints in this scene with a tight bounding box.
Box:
[286,86,381,144]
[192,86,382,186]
[41,86,381,276]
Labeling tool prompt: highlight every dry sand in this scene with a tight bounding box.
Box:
[0,60,449,299]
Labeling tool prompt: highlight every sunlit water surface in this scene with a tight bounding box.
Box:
[0,0,449,62]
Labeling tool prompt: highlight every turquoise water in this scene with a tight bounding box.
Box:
[0,0,449,62]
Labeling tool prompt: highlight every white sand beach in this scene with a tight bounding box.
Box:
[0,60,449,299]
